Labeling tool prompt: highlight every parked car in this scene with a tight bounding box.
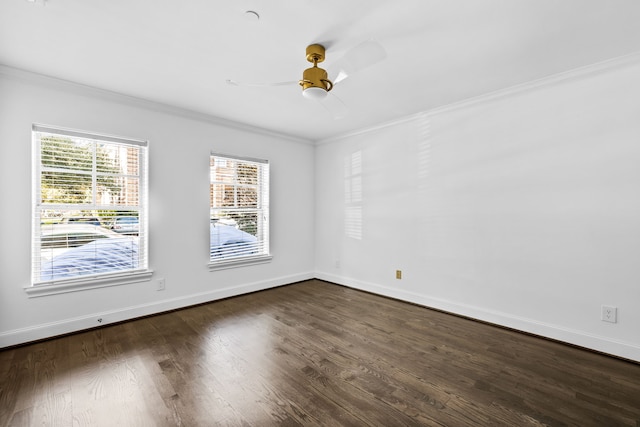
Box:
[60,216,102,226]
[211,218,238,227]
[109,216,139,235]
[210,222,258,259]
[40,223,122,261]
[40,236,138,282]
[39,222,258,281]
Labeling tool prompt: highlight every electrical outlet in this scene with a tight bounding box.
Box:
[396,270,402,280]
[335,259,340,269]
[156,279,166,291]
[601,305,617,323]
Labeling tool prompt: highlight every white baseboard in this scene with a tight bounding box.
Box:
[5,270,638,363]
[315,271,640,363]
[0,272,314,348]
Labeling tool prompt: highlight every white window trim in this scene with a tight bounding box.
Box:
[28,124,150,294]
[208,254,273,271]
[24,270,154,298]
[209,152,270,269]
[210,152,268,165]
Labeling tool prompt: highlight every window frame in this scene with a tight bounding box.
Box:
[26,124,151,297]
[208,152,271,270]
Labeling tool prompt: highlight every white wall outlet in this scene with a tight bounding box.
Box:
[156,278,166,291]
[601,305,617,323]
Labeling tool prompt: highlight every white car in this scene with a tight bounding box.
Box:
[40,223,122,260]
[109,216,139,235]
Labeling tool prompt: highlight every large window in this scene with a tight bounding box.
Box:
[31,125,149,289]
[209,153,270,268]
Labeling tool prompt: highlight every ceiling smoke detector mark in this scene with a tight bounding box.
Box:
[245,10,260,21]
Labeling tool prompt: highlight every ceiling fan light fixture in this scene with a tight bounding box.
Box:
[302,86,328,100]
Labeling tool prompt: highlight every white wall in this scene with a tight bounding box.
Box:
[3,55,639,362]
[315,55,640,362]
[0,69,315,347]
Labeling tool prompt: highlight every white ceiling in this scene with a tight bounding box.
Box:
[2,0,640,142]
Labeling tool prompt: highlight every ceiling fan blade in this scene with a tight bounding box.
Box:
[329,39,387,85]
[226,79,298,87]
[318,91,349,120]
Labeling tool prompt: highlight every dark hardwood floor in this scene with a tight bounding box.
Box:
[1,280,639,426]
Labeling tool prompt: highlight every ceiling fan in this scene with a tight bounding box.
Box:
[226,40,387,117]
[299,43,334,100]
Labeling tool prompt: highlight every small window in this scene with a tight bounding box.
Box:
[31,125,149,287]
[209,153,270,268]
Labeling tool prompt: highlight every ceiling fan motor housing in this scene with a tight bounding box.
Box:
[301,66,332,91]
[300,44,333,94]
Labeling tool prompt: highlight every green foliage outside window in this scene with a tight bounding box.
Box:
[40,136,122,205]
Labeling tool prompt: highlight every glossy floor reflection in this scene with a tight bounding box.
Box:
[2,280,639,426]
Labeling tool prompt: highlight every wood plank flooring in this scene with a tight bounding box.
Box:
[1,280,639,426]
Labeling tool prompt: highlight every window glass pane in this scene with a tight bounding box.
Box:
[211,159,236,183]
[97,176,139,206]
[33,128,148,285]
[108,213,140,235]
[235,211,259,236]
[210,184,235,208]
[237,163,258,185]
[96,143,141,175]
[41,171,92,204]
[39,235,138,282]
[237,186,258,208]
[209,154,268,264]
[41,136,92,171]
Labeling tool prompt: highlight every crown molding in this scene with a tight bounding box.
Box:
[318,50,640,145]
[0,64,313,145]
[4,49,639,148]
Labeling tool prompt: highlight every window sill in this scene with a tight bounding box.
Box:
[24,270,154,298]
[208,255,272,271]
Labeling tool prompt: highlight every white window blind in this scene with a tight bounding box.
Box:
[32,125,149,285]
[209,153,270,266]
